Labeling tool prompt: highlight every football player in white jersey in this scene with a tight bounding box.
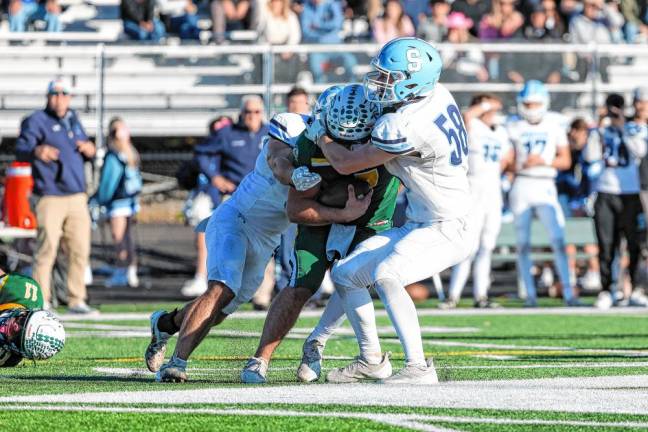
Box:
[147,101,372,382]
[504,80,580,307]
[443,94,510,309]
[313,37,477,384]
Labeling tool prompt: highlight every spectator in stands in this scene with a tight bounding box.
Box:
[257,0,301,45]
[540,0,567,38]
[400,0,429,28]
[633,88,648,236]
[503,5,562,84]
[451,0,491,37]
[181,96,269,298]
[371,0,415,44]
[157,0,202,40]
[15,78,96,314]
[211,0,254,42]
[441,12,489,83]
[478,0,525,40]
[593,93,648,309]
[619,0,645,42]
[8,0,62,32]
[286,86,309,114]
[121,0,166,41]
[300,0,356,83]
[417,0,452,43]
[90,117,142,288]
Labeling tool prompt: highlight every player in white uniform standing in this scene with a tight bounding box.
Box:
[313,37,477,384]
[146,105,372,382]
[505,80,580,307]
[443,94,510,309]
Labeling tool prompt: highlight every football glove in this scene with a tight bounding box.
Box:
[291,166,322,192]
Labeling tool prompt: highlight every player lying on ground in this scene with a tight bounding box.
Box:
[0,270,65,367]
[146,104,372,382]
[315,37,479,384]
[240,84,400,384]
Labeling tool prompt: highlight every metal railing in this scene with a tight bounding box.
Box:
[0,42,646,139]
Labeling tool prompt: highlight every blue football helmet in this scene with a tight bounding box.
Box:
[517,80,550,123]
[364,37,443,106]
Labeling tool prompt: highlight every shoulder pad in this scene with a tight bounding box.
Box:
[268,113,310,147]
[371,113,413,155]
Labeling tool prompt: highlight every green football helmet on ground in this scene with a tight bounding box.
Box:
[0,308,65,361]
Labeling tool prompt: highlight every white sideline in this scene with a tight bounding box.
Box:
[2,375,648,415]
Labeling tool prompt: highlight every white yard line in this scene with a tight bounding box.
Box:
[2,405,648,430]
[3,375,648,414]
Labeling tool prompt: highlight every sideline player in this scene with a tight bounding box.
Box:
[147,101,371,382]
[0,270,65,367]
[443,94,510,309]
[505,80,580,307]
[313,37,477,384]
[240,84,399,384]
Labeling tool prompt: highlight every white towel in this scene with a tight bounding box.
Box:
[326,224,357,261]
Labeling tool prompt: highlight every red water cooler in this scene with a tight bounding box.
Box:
[3,162,36,229]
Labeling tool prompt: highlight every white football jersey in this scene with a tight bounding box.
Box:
[507,111,568,179]
[228,113,309,236]
[466,118,509,197]
[370,84,471,223]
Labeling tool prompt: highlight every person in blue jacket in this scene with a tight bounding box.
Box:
[181,95,269,297]
[91,117,142,288]
[15,78,96,315]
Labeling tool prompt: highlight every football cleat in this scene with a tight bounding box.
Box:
[326,352,392,383]
[297,339,324,383]
[155,358,187,383]
[438,298,458,309]
[145,310,171,372]
[380,358,438,385]
[473,297,500,309]
[240,357,268,384]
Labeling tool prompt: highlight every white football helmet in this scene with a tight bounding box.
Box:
[517,80,549,124]
[325,83,381,144]
[21,310,65,360]
[312,85,343,118]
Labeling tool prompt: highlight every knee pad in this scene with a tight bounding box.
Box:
[374,262,401,284]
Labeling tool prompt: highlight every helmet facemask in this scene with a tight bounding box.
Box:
[364,62,405,105]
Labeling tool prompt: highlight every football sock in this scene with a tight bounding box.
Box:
[448,258,471,302]
[552,238,573,301]
[517,241,537,300]
[157,309,180,335]
[337,283,382,365]
[473,246,493,301]
[168,354,187,369]
[374,278,426,366]
[307,291,345,346]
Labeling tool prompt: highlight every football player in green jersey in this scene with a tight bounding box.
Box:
[0,269,65,367]
[240,84,400,384]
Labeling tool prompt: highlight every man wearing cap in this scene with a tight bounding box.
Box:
[15,78,97,315]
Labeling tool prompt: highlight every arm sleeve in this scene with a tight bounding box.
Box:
[94,154,124,205]
[370,113,415,155]
[15,115,42,163]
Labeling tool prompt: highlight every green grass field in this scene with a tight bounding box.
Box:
[1,300,648,431]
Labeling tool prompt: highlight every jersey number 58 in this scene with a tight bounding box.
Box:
[434,105,468,166]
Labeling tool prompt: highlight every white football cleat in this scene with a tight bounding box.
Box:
[326,353,392,383]
[438,298,458,310]
[595,291,613,310]
[156,360,188,383]
[380,358,439,385]
[145,310,172,372]
[181,276,208,297]
[240,357,268,384]
[297,339,324,383]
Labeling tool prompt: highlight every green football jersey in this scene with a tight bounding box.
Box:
[294,133,400,232]
[0,273,44,311]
